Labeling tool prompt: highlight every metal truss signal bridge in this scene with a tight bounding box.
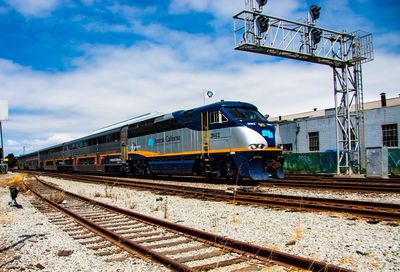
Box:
[233,0,374,176]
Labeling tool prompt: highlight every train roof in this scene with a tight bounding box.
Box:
[172,101,257,119]
[193,101,258,112]
[18,143,64,159]
[18,101,257,159]
[91,112,163,135]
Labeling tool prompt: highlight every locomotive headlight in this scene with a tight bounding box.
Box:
[249,144,266,150]
[249,144,258,150]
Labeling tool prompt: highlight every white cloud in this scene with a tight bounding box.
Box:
[169,0,303,19]
[5,133,74,155]
[374,31,400,52]
[169,0,242,18]
[4,0,61,17]
[107,3,156,17]
[362,50,400,101]
[3,37,399,156]
[1,1,399,156]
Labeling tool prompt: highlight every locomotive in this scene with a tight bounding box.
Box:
[18,101,284,180]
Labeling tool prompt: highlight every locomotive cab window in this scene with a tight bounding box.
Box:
[228,108,267,122]
[209,111,228,124]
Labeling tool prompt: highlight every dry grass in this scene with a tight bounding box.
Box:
[0,214,12,224]
[49,192,66,204]
[0,173,31,194]
[231,214,239,224]
[337,256,357,265]
[150,204,160,212]
[294,225,303,240]
[104,184,115,198]
[0,173,26,188]
[368,261,382,270]
[293,218,303,240]
[93,192,101,198]
[211,216,218,232]
[163,198,168,219]
[0,250,17,267]
[124,199,137,209]
[128,201,137,210]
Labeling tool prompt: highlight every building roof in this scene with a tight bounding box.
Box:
[269,94,400,122]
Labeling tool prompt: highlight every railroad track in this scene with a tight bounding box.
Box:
[285,174,400,182]
[261,179,400,193]
[37,172,400,221]
[25,175,351,272]
[16,169,400,192]
[266,174,400,193]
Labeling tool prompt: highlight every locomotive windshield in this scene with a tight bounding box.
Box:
[227,108,267,122]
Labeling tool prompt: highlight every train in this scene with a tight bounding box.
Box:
[17,101,284,180]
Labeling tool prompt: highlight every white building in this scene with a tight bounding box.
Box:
[269,94,399,174]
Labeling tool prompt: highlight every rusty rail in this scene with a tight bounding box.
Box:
[26,175,353,272]
[38,172,400,221]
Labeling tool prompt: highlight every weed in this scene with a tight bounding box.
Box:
[163,198,168,219]
[293,218,303,240]
[150,204,160,212]
[0,173,26,188]
[104,184,114,198]
[128,201,137,210]
[337,256,356,265]
[368,261,381,270]
[94,192,101,198]
[231,214,239,223]
[211,216,218,232]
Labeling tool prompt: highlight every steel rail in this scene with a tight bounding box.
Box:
[284,174,400,182]
[261,181,400,193]
[27,178,192,271]
[17,170,400,190]
[26,175,353,272]
[38,172,400,221]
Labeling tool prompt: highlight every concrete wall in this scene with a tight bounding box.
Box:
[364,106,400,147]
[277,105,399,152]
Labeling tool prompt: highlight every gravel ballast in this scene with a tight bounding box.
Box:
[0,174,167,272]
[1,173,399,271]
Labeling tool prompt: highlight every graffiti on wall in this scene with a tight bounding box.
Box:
[389,149,400,175]
[284,149,400,175]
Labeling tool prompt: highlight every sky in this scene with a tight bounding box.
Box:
[0,0,399,156]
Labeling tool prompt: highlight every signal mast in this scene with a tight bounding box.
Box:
[233,0,374,175]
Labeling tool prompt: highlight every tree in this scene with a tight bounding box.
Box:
[5,153,17,168]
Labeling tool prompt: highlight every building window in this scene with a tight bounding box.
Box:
[382,124,398,147]
[308,132,319,151]
[282,143,293,153]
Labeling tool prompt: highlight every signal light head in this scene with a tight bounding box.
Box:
[309,5,321,21]
[311,28,322,45]
[256,0,268,7]
[256,16,269,34]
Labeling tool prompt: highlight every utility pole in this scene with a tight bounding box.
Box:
[0,100,8,163]
[0,121,3,162]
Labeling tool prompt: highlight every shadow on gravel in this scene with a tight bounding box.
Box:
[0,234,43,254]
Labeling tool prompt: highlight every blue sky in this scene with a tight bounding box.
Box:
[0,0,399,156]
